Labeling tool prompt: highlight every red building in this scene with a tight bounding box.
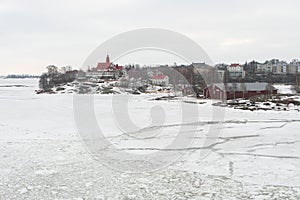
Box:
[204,82,277,100]
[86,54,124,80]
[96,54,123,71]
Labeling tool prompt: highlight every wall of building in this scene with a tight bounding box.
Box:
[204,85,225,100]
[204,85,277,100]
[226,90,277,99]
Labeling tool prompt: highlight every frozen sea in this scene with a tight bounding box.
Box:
[0,78,300,199]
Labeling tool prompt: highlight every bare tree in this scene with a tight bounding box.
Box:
[231,82,238,100]
[240,82,247,99]
[266,83,274,98]
[47,65,58,75]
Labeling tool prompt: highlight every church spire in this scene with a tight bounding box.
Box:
[106,54,110,63]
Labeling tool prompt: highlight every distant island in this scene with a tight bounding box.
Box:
[36,55,300,96]
[2,74,40,79]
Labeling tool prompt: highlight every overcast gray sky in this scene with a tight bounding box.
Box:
[0,0,300,75]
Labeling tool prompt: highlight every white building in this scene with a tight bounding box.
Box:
[86,70,116,79]
[256,63,273,73]
[288,59,300,74]
[273,61,288,74]
[257,59,288,74]
[227,64,245,79]
[149,75,169,86]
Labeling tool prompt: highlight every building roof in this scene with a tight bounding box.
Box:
[192,62,211,68]
[151,75,167,80]
[96,62,112,71]
[226,82,276,92]
[115,65,123,70]
[204,83,226,91]
[206,82,277,92]
[230,63,241,67]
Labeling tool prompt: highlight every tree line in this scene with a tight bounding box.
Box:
[39,65,78,90]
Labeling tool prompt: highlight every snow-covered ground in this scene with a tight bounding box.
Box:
[274,84,296,94]
[1,78,300,199]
